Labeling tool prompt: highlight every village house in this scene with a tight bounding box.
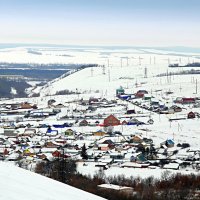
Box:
[23,128,37,136]
[126,109,135,114]
[52,150,70,158]
[79,119,89,126]
[98,144,110,151]
[170,105,182,112]
[102,139,115,149]
[46,127,58,136]
[130,135,143,144]
[89,97,100,105]
[23,148,35,157]
[127,118,144,126]
[110,152,125,161]
[65,129,74,136]
[104,114,120,127]
[121,161,149,168]
[20,102,37,109]
[135,90,148,98]
[44,141,60,148]
[174,97,196,104]
[93,130,107,137]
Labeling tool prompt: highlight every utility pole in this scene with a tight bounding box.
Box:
[168,58,170,65]
[179,85,182,93]
[108,69,111,82]
[139,56,142,65]
[144,66,147,78]
[102,65,106,75]
[59,148,66,183]
[166,70,169,84]
[107,59,110,68]
[107,58,111,82]
[196,79,198,94]
[91,67,94,77]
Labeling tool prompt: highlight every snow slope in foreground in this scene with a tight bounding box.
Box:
[0,162,106,200]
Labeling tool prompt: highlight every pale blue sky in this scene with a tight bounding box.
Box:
[0,0,200,46]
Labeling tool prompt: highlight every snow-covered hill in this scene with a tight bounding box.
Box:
[28,47,200,97]
[0,162,106,200]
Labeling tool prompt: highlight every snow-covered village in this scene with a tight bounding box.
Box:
[0,45,199,199]
[1,0,200,200]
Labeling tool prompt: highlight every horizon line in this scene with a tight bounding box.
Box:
[0,42,200,48]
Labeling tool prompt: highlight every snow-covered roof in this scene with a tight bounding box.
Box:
[98,184,133,191]
[163,163,179,170]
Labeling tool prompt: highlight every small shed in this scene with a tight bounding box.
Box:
[65,129,74,136]
[121,120,128,125]
[93,130,106,136]
[98,184,134,196]
[116,86,125,96]
[126,109,135,114]
[79,120,89,127]
[187,111,195,119]
[166,139,175,148]
[163,163,179,170]
[98,144,110,151]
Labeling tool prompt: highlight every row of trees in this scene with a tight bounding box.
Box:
[0,78,30,98]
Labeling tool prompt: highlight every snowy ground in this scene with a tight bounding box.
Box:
[0,162,106,200]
